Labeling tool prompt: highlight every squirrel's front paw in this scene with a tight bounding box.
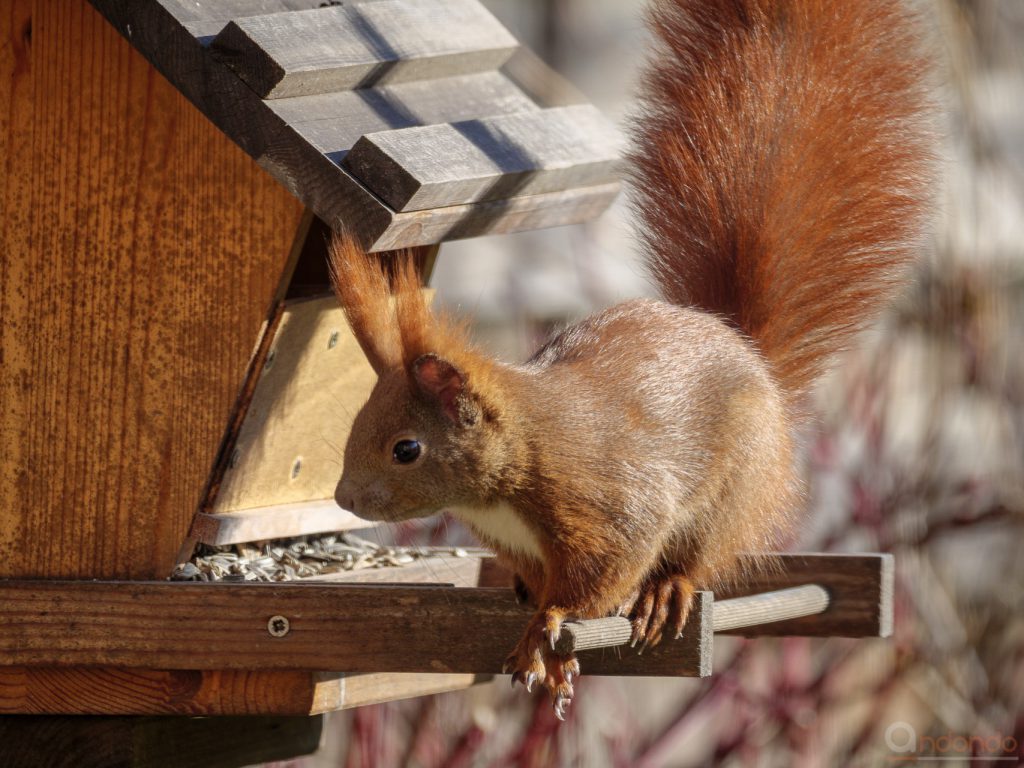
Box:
[503,609,580,720]
[619,573,695,652]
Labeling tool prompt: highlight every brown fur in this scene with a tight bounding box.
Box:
[631,0,934,401]
[329,0,934,709]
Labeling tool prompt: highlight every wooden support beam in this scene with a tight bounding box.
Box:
[0,714,322,768]
[212,0,518,98]
[482,552,895,641]
[715,553,894,638]
[0,667,486,716]
[0,668,340,716]
[343,105,623,211]
[0,582,709,678]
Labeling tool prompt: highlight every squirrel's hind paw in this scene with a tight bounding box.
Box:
[622,574,696,652]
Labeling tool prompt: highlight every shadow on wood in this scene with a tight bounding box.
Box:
[0,715,322,768]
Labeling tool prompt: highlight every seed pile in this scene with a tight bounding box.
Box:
[172,532,470,582]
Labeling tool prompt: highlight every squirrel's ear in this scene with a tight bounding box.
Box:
[412,354,478,426]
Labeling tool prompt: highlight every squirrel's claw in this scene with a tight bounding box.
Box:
[553,695,569,721]
[550,673,576,720]
[625,574,695,651]
[542,612,564,652]
[565,657,580,682]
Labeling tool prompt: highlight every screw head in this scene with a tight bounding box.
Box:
[267,615,290,637]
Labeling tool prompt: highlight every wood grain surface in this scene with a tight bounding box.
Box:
[212,0,518,98]
[191,501,370,546]
[0,1,305,579]
[368,181,622,251]
[0,581,710,677]
[0,665,485,715]
[343,105,623,211]
[338,672,488,710]
[482,553,895,639]
[0,667,340,715]
[715,553,894,638]
[712,584,830,632]
[208,295,399,516]
[163,0,341,42]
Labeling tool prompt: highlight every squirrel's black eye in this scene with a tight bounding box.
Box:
[392,439,422,464]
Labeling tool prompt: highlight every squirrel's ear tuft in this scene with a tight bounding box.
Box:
[412,354,477,426]
[328,231,402,375]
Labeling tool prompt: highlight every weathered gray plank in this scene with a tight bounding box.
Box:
[160,0,327,41]
[213,0,519,98]
[343,104,624,211]
[270,70,539,161]
[500,46,588,109]
[370,181,622,251]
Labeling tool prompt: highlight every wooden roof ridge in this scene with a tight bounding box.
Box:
[87,0,623,250]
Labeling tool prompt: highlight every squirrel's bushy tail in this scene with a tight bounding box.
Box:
[630,0,934,399]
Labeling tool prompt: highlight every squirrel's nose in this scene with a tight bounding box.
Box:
[334,478,357,513]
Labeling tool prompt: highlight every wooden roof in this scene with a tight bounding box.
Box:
[88,0,623,250]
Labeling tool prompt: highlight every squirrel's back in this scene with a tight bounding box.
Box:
[631,0,934,401]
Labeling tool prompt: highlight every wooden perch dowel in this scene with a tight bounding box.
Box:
[712,584,830,632]
[554,585,831,654]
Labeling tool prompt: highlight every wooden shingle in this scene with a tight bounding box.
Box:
[213,0,519,98]
[343,105,624,211]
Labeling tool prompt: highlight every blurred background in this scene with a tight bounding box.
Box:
[270,0,1024,765]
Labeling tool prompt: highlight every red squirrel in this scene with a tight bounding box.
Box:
[329,0,933,716]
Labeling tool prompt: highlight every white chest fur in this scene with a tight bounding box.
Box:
[447,501,543,562]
